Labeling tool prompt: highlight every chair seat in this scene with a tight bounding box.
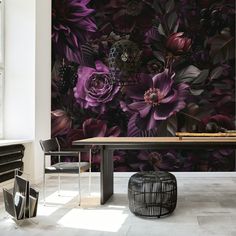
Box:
[45,162,90,174]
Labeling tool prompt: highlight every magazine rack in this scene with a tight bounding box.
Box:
[2,170,39,221]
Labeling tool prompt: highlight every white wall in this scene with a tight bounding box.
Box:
[4,0,51,183]
[4,0,35,139]
[34,0,51,182]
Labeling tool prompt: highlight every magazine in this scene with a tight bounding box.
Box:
[3,175,39,220]
[25,188,39,218]
[3,188,15,218]
[13,175,29,199]
[14,192,26,220]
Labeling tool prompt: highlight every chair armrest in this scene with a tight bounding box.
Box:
[45,151,82,156]
[61,147,90,152]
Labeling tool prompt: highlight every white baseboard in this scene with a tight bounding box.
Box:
[45,171,236,179]
[171,172,236,178]
[115,172,236,178]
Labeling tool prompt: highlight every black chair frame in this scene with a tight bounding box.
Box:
[39,138,92,205]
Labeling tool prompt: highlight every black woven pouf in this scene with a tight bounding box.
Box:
[128,171,177,218]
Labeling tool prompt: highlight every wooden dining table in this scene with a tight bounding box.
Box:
[72,137,236,204]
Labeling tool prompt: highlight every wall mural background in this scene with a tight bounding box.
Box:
[51,0,235,171]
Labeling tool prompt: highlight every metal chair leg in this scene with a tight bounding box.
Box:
[43,174,47,205]
[58,153,61,196]
[78,152,81,206]
[58,173,61,196]
[43,155,46,205]
[89,149,92,195]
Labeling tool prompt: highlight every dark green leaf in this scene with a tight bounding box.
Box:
[156,121,168,136]
[153,51,165,64]
[165,0,175,13]
[167,115,177,136]
[180,77,196,83]
[153,43,164,51]
[208,35,235,64]
[192,69,209,85]
[175,65,201,83]
[153,0,163,14]
[190,89,204,96]
[173,19,179,33]
[157,23,166,36]
[212,83,232,89]
[167,12,178,33]
[210,66,223,80]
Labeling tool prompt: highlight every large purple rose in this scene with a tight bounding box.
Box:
[74,61,120,113]
[52,0,97,63]
[121,69,189,135]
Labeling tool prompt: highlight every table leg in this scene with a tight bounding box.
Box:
[100,146,114,204]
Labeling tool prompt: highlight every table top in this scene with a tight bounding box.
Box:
[72,137,236,145]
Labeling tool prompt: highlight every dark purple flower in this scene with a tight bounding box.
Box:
[52,0,97,63]
[202,114,235,131]
[166,32,192,56]
[190,50,210,69]
[137,150,183,171]
[148,151,180,171]
[66,118,120,167]
[147,59,164,75]
[177,1,201,33]
[51,109,72,137]
[209,79,235,115]
[141,47,165,75]
[138,150,199,171]
[67,118,120,142]
[102,0,155,34]
[74,61,120,113]
[197,0,217,8]
[209,149,234,171]
[121,69,189,135]
[113,151,131,172]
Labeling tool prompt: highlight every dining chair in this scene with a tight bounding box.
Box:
[39,137,92,206]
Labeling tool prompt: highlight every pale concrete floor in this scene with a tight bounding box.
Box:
[0,173,236,236]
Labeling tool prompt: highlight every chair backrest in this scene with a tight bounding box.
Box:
[39,138,60,152]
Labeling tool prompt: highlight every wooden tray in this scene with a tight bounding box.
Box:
[175,132,236,137]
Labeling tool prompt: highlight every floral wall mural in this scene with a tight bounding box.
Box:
[51,0,235,171]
